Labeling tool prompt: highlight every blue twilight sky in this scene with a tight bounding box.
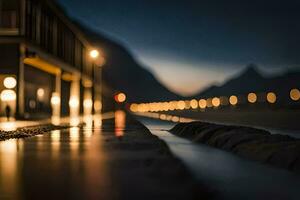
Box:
[58,0,300,96]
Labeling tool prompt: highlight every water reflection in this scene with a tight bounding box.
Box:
[70,116,80,127]
[70,127,80,157]
[83,115,93,129]
[94,115,103,129]
[51,130,61,158]
[51,116,60,126]
[0,139,23,198]
[0,114,115,199]
[0,121,17,131]
[114,110,126,138]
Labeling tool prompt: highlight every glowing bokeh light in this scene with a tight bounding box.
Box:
[3,77,17,89]
[248,93,257,103]
[0,89,16,101]
[94,100,102,112]
[37,88,45,101]
[51,93,61,105]
[229,95,238,105]
[266,92,276,103]
[69,96,79,108]
[177,101,185,110]
[206,98,213,108]
[130,104,138,112]
[115,93,126,103]
[290,88,300,101]
[83,99,93,108]
[89,49,99,59]
[190,99,198,109]
[212,97,221,107]
[199,99,207,109]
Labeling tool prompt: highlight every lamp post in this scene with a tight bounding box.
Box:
[89,49,105,115]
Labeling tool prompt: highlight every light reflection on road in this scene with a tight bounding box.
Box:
[115,110,126,138]
[0,139,23,199]
[0,114,114,200]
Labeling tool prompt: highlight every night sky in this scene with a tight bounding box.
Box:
[58,0,300,96]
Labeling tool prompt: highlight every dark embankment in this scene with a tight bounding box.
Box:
[100,115,214,200]
[170,121,300,172]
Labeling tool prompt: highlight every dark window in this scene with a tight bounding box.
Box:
[0,0,19,28]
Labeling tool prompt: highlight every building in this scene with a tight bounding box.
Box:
[0,0,104,121]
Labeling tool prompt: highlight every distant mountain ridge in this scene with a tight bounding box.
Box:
[76,22,182,103]
[191,64,300,101]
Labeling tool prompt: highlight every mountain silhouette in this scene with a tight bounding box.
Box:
[191,64,300,103]
[76,22,182,103]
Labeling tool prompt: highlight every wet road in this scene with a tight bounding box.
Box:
[0,112,203,200]
[0,124,112,199]
[139,117,300,200]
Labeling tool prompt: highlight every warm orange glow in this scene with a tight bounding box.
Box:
[162,102,169,111]
[169,101,177,110]
[24,57,61,75]
[94,100,102,112]
[290,88,300,101]
[267,92,276,103]
[0,121,17,131]
[184,101,191,109]
[62,73,75,82]
[137,103,149,112]
[37,88,45,101]
[115,110,126,138]
[177,101,185,110]
[206,98,213,108]
[159,114,167,120]
[51,93,60,105]
[89,49,99,59]
[190,99,198,109]
[199,99,207,109]
[212,97,221,107]
[3,77,17,89]
[229,95,238,105]
[130,104,138,112]
[171,116,180,122]
[95,56,106,67]
[248,93,257,103]
[69,96,79,108]
[0,89,16,101]
[83,99,93,109]
[115,93,126,103]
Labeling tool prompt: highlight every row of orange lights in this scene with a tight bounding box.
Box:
[135,112,193,123]
[130,88,300,113]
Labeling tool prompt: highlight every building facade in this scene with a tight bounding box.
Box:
[0,0,103,121]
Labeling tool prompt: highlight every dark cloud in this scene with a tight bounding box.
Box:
[58,0,300,67]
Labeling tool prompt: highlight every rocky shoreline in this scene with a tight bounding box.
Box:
[0,124,70,141]
[170,121,300,172]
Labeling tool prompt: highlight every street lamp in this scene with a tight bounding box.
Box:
[89,48,104,115]
[89,49,99,59]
